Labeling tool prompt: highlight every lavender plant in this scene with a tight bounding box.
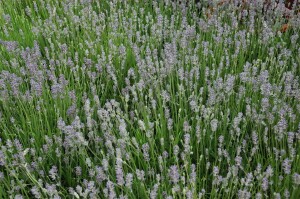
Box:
[0,0,300,198]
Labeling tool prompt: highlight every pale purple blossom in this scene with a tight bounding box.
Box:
[169,165,180,184]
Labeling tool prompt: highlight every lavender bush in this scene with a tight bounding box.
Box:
[0,0,300,198]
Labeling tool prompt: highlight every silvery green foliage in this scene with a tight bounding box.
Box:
[0,0,300,198]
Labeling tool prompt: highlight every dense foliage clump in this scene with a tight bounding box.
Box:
[0,0,300,198]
